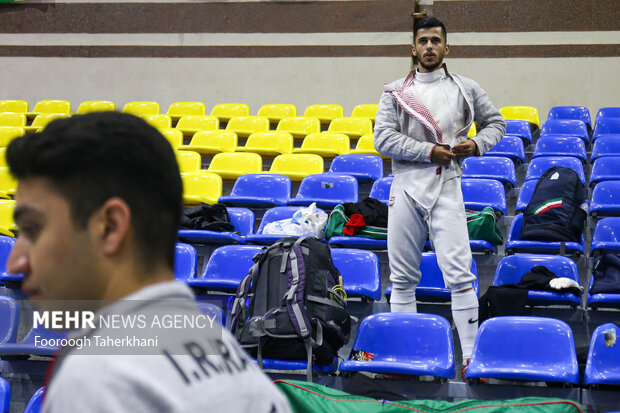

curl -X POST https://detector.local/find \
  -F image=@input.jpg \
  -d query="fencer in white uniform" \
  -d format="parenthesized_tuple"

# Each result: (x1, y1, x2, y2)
(374, 17, 505, 375)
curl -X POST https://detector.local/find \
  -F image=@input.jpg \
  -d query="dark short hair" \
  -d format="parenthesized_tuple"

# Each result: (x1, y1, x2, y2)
(414, 16, 447, 43)
(7, 111, 183, 270)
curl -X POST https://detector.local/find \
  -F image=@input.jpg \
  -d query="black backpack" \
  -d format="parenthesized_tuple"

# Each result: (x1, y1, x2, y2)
(230, 236, 351, 379)
(521, 166, 587, 243)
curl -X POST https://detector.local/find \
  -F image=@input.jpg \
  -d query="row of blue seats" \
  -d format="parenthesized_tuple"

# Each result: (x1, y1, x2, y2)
(546, 105, 620, 133)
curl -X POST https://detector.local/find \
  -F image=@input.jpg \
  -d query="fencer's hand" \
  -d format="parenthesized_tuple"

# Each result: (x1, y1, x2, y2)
(452, 140, 478, 158)
(431, 144, 455, 166)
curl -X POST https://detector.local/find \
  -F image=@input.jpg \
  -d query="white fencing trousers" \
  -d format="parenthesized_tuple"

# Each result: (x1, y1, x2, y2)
(388, 175, 476, 306)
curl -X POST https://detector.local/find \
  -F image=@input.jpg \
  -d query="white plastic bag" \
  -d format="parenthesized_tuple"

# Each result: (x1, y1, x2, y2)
(263, 203, 328, 238)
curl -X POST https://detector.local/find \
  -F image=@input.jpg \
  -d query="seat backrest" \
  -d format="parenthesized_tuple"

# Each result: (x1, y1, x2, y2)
(594, 117, 620, 139)
(256, 206, 325, 234)
(329, 154, 383, 182)
(208, 152, 262, 175)
(225, 116, 270, 136)
(276, 116, 321, 138)
(419, 252, 479, 291)
(592, 135, 620, 159)
(200, 245, 262, 285)
(540, 119, 588, 140)
(159, 128, 183, 150)
(189, 130, 237, 152)
(33, 100, 71, 114)
(461, 178, 507, 215)
(181, 171, 223, 203)
(369, 176, 393, 204)
(330, 248, 381, 301)
(0, 296, 19, 344)
(462, 156, 516, 187)
(24, 387, 45, 413)
(269, 154, 324, 177)
(524, 156, 585, 185)
(257, 104, 297, 123)
(327, 117, 373, 138)
(515, 180, 537, 213)
(141, 114, 171, 130)
(0, 199, 16, 235)
(122, 101, 160, 116)
(303, 104, 344, 124)
(596, 107, 620, 122)
(176, 115, 220, 132)
(194, 301, 225, 326)
(0, 127, 24, 147)
(294, 173, 359, 204)
(0, 113, 26, 127)
(210, 103, 250, 122)
(76, 100, 115, 114)
(0, 376, 9, 413)
(299, 133, 350, 155)
(0, 100, 28, 113)
(584, 323, 620, 385)
(591, 156, 620, 185)
(176, 151, 202, 173)
(592, 217, 620, 246)
(504, 119, 533, 143)
(485, 136, 525, 159)
(0, 235, 16, 277)
(591, 181, 620, 215)
(493, 254, 579, 286)
(351, 104, 378, 120)
(167, 101, 206, 118)
(226, 207, 255, 236)
(533, 136, 586, 160)
(174, 242, 197, 281)
(547, 106, 591, 128)
(228, 174, 291, 204)
(500, 106, 540, 129)
(31, 113, 71, 128)
(355, 134, 376, 151)
(244, 131, 293, 154)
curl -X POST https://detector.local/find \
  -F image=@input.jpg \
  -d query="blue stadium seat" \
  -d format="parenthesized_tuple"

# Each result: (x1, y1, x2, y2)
(590, 156, 620, 187)
(547, 106, 592, 131)
(195, 301, 226, 326)
(591, 217, 620, 256)
(462, 156, 517, 188)
(504, 119, 533, 146)
(524, 156, 586, 185)
(244, 206, 327, 245)
(174, 243, 197, 282)
(492, 254, 581, 306)
(584, 323, 620, 386)
(0, 323, 67, 356)
(331, 248, 381, 301)
(591, 135, 620, 160)
(288, 173, 358, 208)
(461, 178, 507, 216)
(595, 107, 620, 121)
(368, 176, 393, 204)
(339, 312, 454, 379)
(540, 119, 589, 145)
(0, 377, 8, 413)
(218, 174, 291, 207)
(593, 117, 620, 141)
(0, 296, 18, 344)
(24, 387, 44, 413)
(186, 245, 262, 292)
(466, 316, 579, 384)
(328, 154, 383, 183)
(0, 236, 21, 284)
(590, 181, 620, 218)
(506, 214, 585, 256)
(515, 180, 537, 213)
(532, 136, 587, 163)
(328, 236, 386, 250)
(483, 136, 525, 164)
(587, 274, 620, 310)
(177, 207, 254, 245)
(257, 358, 337, 375)
(384, 253, 479, 302)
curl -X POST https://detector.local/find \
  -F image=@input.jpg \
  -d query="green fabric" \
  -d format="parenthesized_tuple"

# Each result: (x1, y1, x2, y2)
(466, 207, 503, 246)
(275, 380, 582, 413)
(325, 204, 387, 240)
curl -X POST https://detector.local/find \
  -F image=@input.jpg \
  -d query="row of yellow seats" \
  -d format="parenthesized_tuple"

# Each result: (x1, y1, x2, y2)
(0, 100, 379, 124)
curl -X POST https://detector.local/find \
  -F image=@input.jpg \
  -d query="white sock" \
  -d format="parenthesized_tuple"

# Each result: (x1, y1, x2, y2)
(390, 285, 417, 313)
(451, 287, 479, 362)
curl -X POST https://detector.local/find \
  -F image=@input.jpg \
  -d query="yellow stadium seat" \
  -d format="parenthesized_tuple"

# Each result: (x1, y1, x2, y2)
(293, 132, 350, 158)
(181, 171, 223, 205)
(0, 199, 16, 237)
(0, 149, 5, 167)
(122, 101, 161, 116)
(27, 100, 71, 119)
(76, 100, 116, 114)
(0, 127, 24, 147)
(304, 104, 344, 125)
(207, 152, 262, 180)
(210, 103, 250, 123)
(328, 117, 373, 139)
(0, 100, 28, 113)
(140, 114, 171, 130)
(176, 151, 202, 173)
(0, 113, 26, 127)
(175, 115, 220, 137)
(225, 116, 270, 138)
(268, 154, 324, 182)
(500, 106, 541, 130)
(237, 132, 293, 156)
(159, 129, 184, 150)
(167, 101, 206, 121)
(351, 104, 379, 123)
(0, 168, 17, 199)
(467, 123, 478, 138)
(257, 104, 297, 124)
(350, 134, 387, 159)
(178, 131, 237, 155)
(24, 113, 71, 133)
(276, 117, 321, 139)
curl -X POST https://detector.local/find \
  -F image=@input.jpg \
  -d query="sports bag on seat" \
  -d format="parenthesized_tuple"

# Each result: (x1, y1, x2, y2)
(520, 166, 587, 243)
(230, 236, 351, 378)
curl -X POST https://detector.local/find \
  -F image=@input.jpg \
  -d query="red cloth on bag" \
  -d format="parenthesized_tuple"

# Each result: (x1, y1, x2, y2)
(343, 214, 366, 236)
